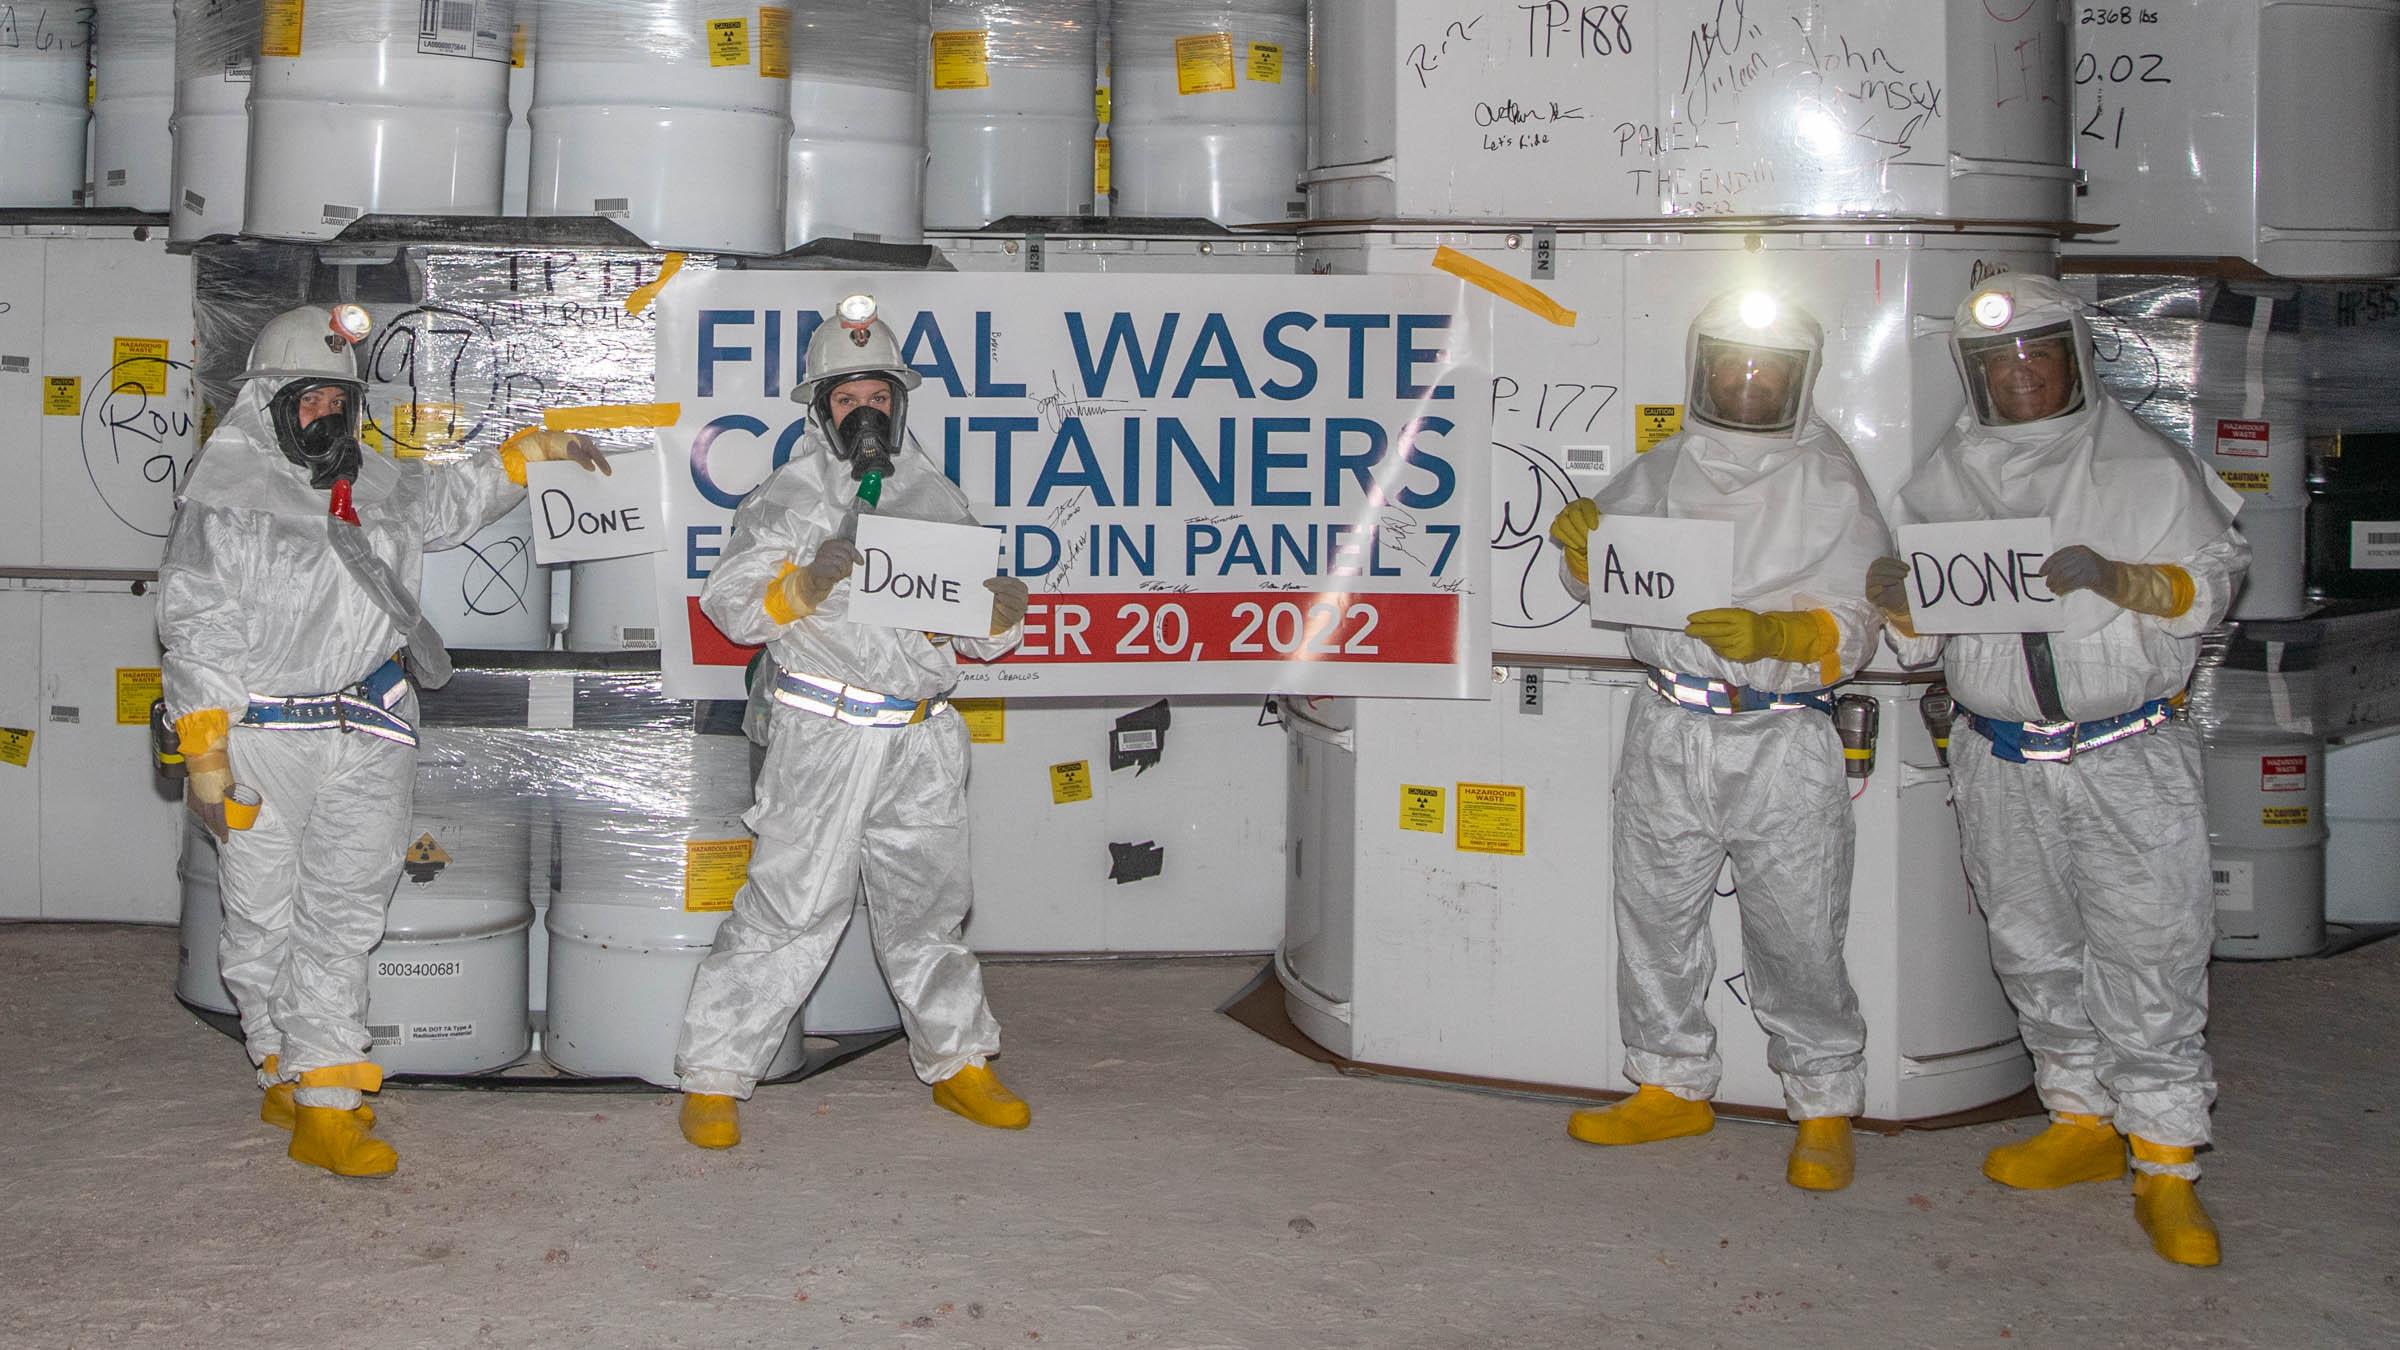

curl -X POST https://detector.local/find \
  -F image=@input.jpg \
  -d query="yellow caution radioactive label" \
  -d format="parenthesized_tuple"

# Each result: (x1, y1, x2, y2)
(932, 30, 990, 90)
(707, 16, 751, 67)
(1095, 86, 1110, 122)
(684, 837, 755, 912)
(1176, 32, 1237, 94)
(112, 338, 171, 397)
(1247, 41, 1284, 84)
(115, 668, 162, 726)
(0, 727, 31, 768)
(1094, 137, 1111, 195)
(1455, 781, 1526, 855)
(1398, 783, 1445, 833)
(2216, 470, 2271, 494)
(2260, 806, 2311, 828)
(758, 7, 790, 78)
(392, 402, 465, 455)
(953, 697, 1006, 744)
(262, 0, 304, 59)
(1050, 759, 1094, 805)
(43, 375, 79, 416)
(1635, 405, 1683, 452)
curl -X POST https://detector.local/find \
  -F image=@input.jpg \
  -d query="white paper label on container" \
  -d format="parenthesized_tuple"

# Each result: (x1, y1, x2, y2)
(375, 958, 466, 980)
(1893, 519, 2063, 635)
(2212, 858, 2255, 916)
(847, 515, 1003, 637)
(529, 451, 665, 565)
(418, 1, 513, 63)
(1584, 515, 1734, 631)
(526, 672, 576, 730)
(408, 1022, 478, 1041)
(2351, 522, 2400, 570)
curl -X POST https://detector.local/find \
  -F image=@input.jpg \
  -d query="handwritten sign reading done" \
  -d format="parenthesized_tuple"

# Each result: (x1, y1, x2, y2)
(1895, 519, 2063, 635)
(848, 514, 1002, 638)
(528, 449, 663, 565)
(1585, 514, 1735, 631)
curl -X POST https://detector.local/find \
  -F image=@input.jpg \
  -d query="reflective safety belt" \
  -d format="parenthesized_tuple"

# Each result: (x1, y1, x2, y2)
(239, 656, 418, 747)
(1963, 698, 2174, 764)
(770, 667, 949, 728)
(1645, 667, 1835, 716)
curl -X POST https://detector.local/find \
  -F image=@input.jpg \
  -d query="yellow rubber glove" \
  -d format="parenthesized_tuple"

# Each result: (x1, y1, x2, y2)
(1684, 607, 1838, 666)
(499, 427, 611, 485)
(1865, 556, 1918, 638)
(176, 710, 232, 842)
(985, 575, 1029, 634)
(1548, 498, 1601, 585)
(764, 538, 861, 624)
(2040, 545, 2194, 618)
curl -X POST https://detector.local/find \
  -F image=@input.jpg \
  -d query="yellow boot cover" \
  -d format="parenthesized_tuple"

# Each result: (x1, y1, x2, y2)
(680, 1093, 741, 1149)
(932, 1063, 1031, 1130)
(1786, 1116, 1855, 1192)
(1567, 1084, 1715, 1146)
(288, 1105, 398, 1178)
(258, 1055, 376, 1131)
(1982, 1113, 2125, 1190)
(2131, 1138, 2220, 1267)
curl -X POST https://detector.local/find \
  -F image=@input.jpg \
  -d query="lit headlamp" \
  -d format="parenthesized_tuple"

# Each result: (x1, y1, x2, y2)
(328, 303, 371, 347)
(1970, 290, 2014, 330)
(1737, 291, 1779, 330)
(836, 293, 878, 347)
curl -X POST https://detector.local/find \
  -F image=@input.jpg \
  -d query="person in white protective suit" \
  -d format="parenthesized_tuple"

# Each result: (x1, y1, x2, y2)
(158, 304, 605, 1178)
(1544, 291, 1892, 1191)
(674, 293, 1034, 1149)
(1870, 273, 2248, 1267)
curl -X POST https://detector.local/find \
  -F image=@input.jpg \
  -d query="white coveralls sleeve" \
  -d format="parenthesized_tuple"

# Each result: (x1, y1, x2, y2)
(698, 478, 812, 647)
(416, 451, 526, 552)
(157, 503, 258, 726)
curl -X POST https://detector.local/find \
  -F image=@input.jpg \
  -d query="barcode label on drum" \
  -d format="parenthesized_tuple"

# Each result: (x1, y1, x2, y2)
(622, 626, 658, 647)
(2211, 858, 2255, 914)
(321, 204, 360, 225)
(594, 197, 632, 219)
(417, 0, 510, 61)
(368, 1024, 402, 1046)
(2352, 522, 2400, 570)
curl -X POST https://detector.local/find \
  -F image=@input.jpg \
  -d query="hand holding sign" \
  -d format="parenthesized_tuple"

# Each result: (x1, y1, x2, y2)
(1584, 515, 1737, 630)
(1892, 518, 2063, 634)
(849, 514, 1004, 638)
(528, 448, 662, 565)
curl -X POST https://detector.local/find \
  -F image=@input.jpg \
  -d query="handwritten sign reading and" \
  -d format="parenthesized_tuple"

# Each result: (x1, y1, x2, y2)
(1586, 514, 1735, 630)
(528, 450, 662, 565)
(848, 514, 1003, 638)
(1895, 518, 2063, 635)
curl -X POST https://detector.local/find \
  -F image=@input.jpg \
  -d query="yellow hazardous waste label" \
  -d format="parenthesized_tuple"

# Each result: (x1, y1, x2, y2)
(1455, 782, 1526, 855)
(931, 30, 990, 90)
(1050, 760, 1094, 805)
(953, 698, 1006, 744)
(1175, 33, 1236, 94)
(1398, 784, 1445, 833)
(112, 338, 171, 397)
(684, 837, 755, 912)
(1094, 138, 1111, 195)
(115, 668, 162, 726)
(758, 7, 790, 79)
(262, 0, 304, 59)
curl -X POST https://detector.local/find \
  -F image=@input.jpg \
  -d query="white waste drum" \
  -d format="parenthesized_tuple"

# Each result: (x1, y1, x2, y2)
(169, 0, 257, 240)
(786, 0, 930, 248)
(924, 0, 1098, 227)
(2193, 649, 2327, 960)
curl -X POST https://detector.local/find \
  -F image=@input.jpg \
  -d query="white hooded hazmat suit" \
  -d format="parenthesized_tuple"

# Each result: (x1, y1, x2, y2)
(674, 422, 1021, 1099)
(1564, 293, 1893, 1121)
(158, 379, 521, 1110)
(1889, 273, 2248, 1176)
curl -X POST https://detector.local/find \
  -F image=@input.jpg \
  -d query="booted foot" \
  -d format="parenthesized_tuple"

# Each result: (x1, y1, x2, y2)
(1787, 1117, 1855, 1191)
(288, 1105, 397, 1178)
(1567, 1085, 1715, 1146)
(260, 1056, 372, 1131)
(679, 1093, 741, 1149)
(932, 1064, 1030, 1130)
(2132, 1138, 2220, 1267)
(1983, 1113, 2125, 1190)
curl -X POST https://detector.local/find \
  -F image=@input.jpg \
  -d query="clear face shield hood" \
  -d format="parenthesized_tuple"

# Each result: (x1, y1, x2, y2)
(1688, 335, 1813, 436)
(266, 378, 367, 489)
(1955, 321, 2088, 429)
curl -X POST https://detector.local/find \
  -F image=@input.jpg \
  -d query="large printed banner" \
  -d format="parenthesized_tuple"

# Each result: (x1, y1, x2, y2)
(654, 272, 1493, 700)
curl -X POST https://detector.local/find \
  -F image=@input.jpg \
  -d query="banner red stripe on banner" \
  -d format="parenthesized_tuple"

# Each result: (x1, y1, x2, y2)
(687, 598, 764, 668)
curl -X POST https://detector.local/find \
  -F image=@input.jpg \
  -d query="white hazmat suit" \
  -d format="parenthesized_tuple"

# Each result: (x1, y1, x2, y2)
(674, 302, 1027, 1145)
(1883, 272, 2246, 1266)
(1555, 294, 1891, 1181)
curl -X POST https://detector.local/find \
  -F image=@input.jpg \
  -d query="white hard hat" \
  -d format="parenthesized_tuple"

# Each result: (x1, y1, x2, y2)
(242, 304, 371, 385)
(792, 293, 921, 408)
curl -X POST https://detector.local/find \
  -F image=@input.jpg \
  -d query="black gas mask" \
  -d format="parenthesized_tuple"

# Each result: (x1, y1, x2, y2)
(267, 378, 366, 489)
(813, 376, 907, 482)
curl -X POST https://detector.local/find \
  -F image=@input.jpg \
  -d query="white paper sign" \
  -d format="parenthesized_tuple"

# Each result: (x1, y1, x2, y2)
(1895, 518, 2063, 635)
(1585, 515, 1736, 630)
(528, 450, 665, 565)
(847, 514, 1002, 638)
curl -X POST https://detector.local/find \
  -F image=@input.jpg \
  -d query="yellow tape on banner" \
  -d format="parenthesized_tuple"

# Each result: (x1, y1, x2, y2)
(1431, 247, 1577, 328)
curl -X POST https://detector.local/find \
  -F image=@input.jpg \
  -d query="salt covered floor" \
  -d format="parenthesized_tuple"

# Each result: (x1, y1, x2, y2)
(3, 924, 2395, 1348)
